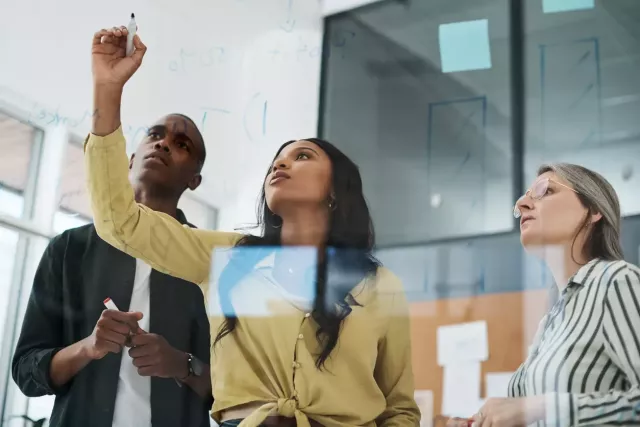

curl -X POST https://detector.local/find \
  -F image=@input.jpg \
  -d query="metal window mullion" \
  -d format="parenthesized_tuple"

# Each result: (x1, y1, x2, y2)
(510, 0, 526, 229)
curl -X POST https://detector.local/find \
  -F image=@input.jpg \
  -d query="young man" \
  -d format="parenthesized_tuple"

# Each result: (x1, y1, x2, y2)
(12, 114, 213, 427)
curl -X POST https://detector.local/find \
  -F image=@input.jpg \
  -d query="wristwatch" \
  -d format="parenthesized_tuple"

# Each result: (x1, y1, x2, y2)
(175, 353, 204, 387)
(186, 353, 204, 377)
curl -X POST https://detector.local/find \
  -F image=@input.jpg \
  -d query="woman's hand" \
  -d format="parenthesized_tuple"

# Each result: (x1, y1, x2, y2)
(472, 396, 545, 427)
(91, 26, 146, 89)
(446, 417, 471, 427)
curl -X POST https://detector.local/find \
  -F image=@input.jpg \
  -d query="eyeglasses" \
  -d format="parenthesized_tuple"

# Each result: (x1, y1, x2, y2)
(513, 177, 579, 218)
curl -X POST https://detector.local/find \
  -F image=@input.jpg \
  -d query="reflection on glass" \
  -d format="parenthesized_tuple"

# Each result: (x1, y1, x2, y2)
(209, 246, 318, 317)
(208, 246, 381, 317)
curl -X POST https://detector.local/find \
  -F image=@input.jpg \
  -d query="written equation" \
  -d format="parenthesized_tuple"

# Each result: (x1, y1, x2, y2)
(168, 29, 356, 74)
(27, 93, 269, 145)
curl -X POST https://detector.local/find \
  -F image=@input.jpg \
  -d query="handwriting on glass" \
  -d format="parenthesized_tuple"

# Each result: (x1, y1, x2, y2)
(279, 0, 295, 33)
(27, 94, 268, 145)
(168, 30, 355, 73)
(27, 105, 100, 128)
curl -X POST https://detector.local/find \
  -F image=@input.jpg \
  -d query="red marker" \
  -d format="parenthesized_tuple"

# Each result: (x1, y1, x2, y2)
(103, 297, 120, 311)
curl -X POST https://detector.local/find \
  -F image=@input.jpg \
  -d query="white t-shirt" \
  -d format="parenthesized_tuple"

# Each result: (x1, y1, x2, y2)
(111, 259, 152, 427)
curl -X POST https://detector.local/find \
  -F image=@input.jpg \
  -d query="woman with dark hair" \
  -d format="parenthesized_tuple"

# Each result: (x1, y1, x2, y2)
(86, 26, 420, 427)
(449, 163, 640, 427)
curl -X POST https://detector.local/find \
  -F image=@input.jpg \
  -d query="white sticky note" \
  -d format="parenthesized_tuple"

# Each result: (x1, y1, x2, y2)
(438, 19, 492, 73)
(414, 390, 434, 427)
(485, 372, 514, 398)
(543, 0, 594, 13)
(437, 321, 489, 366)
(442, 362, 482, 418)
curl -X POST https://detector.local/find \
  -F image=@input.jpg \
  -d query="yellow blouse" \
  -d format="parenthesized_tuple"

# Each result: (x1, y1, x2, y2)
(84, 126, 421, 427)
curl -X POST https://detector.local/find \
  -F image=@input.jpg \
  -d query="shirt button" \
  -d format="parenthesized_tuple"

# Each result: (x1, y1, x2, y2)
(298, 334, 304, 339)
(304, 313, 311, 318)
(292, 362, 301, 369)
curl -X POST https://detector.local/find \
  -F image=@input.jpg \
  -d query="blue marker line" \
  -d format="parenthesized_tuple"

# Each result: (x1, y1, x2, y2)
(243, 93, 262, 142)
(262, 101, 268, 135)
(200, 107, 231, 132)
(279, 0, 296, 32)
(567, 83, 594, 111)
(579, 129, 596, 146)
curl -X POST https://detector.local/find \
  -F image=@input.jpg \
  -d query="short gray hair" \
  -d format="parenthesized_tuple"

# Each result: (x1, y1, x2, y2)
(537, 163, 624, 261)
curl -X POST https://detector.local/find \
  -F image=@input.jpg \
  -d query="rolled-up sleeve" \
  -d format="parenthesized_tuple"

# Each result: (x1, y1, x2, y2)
(84, 126, 240, 285)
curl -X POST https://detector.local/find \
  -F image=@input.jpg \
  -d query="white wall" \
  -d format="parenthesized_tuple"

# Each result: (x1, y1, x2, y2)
(0, 0, 324, 231)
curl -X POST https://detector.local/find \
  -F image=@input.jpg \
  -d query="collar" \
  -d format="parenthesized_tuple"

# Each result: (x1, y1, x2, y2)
(175, 209, 196, 228)
(566, 258, 602, 290)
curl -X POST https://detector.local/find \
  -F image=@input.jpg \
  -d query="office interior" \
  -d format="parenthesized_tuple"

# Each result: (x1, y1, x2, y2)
(0, 0, 639, 425)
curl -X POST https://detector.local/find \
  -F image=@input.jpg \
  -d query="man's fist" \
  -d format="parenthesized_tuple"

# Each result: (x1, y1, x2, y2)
(128, 332, 189, 379)
(83, 310, 143, 360)
(91, 26, 146, 88)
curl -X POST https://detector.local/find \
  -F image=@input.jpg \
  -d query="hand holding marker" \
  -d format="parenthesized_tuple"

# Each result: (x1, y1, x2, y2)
(126, 13, 137, 57)
(81, 299, 142, 360)
(103, 297, 120, 311)
(106, 298, 187, 382)
(104, 297, 145, 336)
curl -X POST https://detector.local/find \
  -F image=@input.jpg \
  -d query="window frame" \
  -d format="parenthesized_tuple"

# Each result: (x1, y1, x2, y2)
(0, 108, 47, 425)
(316, 0, 526, 246)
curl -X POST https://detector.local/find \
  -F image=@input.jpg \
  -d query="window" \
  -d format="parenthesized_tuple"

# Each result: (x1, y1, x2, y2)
(0, 111, 41, 219)
(523, 0, 640, 215)
(179, 194, 219, 229)
(0, 227, 20, 357)
(375, 232, 527, 302)
(320, 0, 514, 245)
(1, 235, 51, 426)
(55, 141, 92, 233)
(55, 139, 217, 232)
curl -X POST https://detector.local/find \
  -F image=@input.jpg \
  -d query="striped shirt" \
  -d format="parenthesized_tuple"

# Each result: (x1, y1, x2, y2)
(508, 258, 640, 426)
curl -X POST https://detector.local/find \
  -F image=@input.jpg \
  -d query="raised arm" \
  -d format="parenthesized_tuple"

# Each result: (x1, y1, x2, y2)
(85, 127, 238, 284)
(87, 27, 240, 285)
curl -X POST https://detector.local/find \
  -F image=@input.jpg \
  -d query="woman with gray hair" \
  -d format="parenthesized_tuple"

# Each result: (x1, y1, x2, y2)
(451, 163, 640, 427)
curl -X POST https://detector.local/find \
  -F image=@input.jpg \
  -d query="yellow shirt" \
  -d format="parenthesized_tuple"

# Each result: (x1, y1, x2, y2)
(84, 126, 421, 427)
